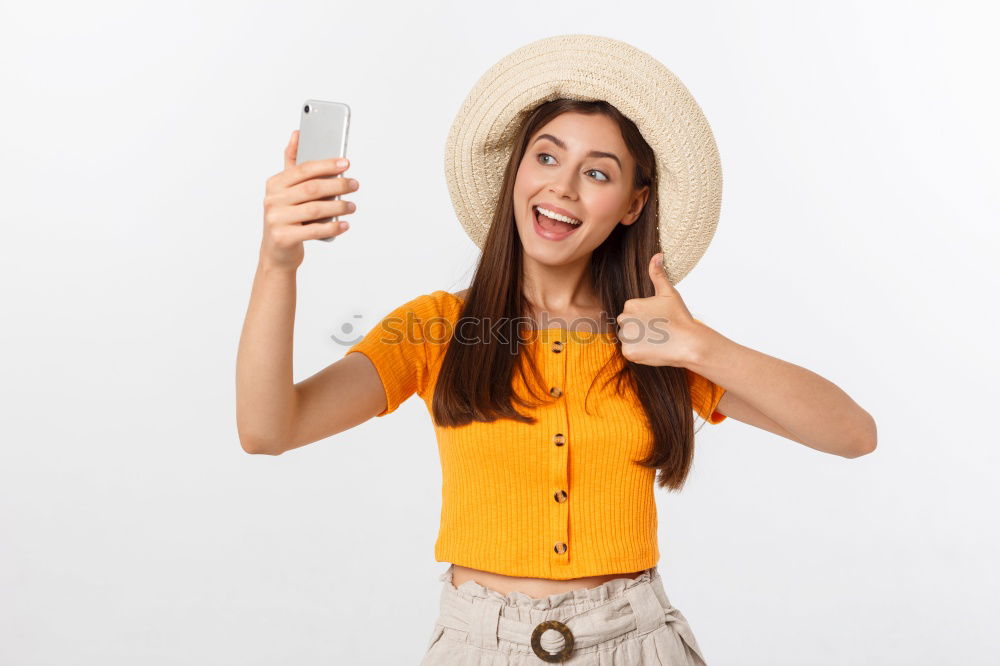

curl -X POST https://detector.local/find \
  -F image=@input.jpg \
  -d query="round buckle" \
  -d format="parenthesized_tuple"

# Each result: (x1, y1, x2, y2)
(530, 620, 574, 662)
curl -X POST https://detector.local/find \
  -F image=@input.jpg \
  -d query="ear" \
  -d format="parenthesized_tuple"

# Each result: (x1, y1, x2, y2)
(621, 185, 650, 226)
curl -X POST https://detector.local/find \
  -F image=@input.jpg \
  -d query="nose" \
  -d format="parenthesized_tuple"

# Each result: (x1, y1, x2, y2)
(548, 170, 579, 200)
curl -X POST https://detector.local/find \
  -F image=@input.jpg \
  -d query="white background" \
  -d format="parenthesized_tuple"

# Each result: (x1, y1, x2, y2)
(2, 1, 997, 664)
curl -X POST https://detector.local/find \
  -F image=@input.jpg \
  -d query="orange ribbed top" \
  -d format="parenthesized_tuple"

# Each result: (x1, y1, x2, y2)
(346, 290, 727, 579)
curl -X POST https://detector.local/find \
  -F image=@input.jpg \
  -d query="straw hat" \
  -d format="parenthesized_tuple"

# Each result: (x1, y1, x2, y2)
(443, 34, 723, 285)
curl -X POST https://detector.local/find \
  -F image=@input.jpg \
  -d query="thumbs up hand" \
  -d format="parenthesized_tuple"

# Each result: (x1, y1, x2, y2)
(615, 253, 706, 368)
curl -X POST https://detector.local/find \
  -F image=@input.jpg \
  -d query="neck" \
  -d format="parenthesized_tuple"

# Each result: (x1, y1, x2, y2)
(521, 252, 600, 313)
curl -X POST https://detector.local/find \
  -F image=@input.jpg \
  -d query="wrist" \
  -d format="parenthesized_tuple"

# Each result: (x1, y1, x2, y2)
(685, 320, 730, 373)
(256, 256, 298, 277)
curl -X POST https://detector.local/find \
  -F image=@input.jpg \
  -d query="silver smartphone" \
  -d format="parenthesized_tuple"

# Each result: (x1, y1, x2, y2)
(295, 100, 351, 242)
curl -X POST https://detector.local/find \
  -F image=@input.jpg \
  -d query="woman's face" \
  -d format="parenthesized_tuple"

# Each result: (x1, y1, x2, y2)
(513, 111, 649, 265)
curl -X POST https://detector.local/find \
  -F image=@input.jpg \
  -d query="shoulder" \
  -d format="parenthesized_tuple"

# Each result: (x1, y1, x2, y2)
(352, 290, 461, 352)
(381, 290, 463, 331)
(386, 289, 462, 312)
(430, 289, 464, 324)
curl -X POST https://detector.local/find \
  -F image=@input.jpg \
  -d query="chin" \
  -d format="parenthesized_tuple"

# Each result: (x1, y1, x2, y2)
(521, 241, 576, 267)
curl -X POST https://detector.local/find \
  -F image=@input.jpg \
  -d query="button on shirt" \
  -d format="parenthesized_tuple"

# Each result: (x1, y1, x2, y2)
(346, 290, 727, 580)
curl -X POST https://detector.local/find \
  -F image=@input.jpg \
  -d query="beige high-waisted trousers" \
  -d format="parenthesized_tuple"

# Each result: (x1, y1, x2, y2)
(421, 563, 708, 665)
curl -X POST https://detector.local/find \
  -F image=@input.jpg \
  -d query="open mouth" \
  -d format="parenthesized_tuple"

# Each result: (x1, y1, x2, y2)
(533, 205, 582, 239)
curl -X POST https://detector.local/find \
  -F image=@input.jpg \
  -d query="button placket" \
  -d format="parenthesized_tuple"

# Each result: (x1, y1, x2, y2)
(547, 329, 571, 570)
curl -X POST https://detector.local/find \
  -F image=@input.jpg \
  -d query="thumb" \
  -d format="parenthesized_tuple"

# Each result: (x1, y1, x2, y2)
(648, 252, 675, 296)
(284, 129, 298, 170)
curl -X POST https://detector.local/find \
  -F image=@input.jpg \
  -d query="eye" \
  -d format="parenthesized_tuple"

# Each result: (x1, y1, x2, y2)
(536, 153, 611, 182)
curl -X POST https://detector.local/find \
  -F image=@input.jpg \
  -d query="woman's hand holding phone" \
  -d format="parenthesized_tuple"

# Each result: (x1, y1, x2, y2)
(259, 130, 358, 270)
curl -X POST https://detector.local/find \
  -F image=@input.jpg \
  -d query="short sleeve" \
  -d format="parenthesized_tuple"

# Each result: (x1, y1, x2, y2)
(346, 294, 436, 417)
(685, 368, 727, 424)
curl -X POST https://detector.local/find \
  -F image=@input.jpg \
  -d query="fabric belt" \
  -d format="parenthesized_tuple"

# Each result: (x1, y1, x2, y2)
(436, 577, 705, 662)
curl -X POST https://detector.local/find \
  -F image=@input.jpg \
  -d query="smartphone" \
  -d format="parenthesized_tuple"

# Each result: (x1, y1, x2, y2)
(295, 100, 351, 242)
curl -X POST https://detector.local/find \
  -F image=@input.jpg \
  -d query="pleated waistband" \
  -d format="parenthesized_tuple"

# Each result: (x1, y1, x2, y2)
(434, 564, 705, 660)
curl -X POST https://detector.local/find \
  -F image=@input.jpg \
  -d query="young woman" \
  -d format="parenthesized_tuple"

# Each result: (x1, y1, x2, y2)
(236, 35, 876, 666)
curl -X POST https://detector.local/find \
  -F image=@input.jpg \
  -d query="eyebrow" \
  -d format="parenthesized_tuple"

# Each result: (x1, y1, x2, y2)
(531, 133, 622, 170)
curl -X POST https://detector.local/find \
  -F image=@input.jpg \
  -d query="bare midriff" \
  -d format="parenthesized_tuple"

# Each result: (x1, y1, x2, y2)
(450, 564, 645, 599)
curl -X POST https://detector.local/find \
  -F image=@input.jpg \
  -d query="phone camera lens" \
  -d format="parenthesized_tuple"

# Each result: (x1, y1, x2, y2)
(304, 104, 311, 113)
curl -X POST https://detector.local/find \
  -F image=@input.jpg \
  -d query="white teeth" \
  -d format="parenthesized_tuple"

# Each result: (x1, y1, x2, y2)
(535, 206, 582, 225)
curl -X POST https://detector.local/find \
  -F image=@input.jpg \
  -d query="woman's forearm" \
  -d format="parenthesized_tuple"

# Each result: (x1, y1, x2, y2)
(688, 324, 877, 456)
(235, 259, 299, 454)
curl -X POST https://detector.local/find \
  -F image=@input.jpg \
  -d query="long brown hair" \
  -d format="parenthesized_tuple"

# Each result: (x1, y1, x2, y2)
(432, 98, 707, 491)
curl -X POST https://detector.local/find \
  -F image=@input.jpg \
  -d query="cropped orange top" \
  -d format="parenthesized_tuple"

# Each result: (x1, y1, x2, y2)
(346, 290, 727, 580)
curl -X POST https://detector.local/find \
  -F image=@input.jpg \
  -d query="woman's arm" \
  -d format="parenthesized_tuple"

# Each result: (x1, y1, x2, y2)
(235, 131, 357, 454)
(617, 254, 876, 458)
(687, 323, 877, 458)
(235, 261, 299, 454)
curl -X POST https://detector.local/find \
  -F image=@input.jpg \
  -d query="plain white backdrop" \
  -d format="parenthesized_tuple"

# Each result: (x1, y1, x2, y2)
(2, 0, 997, 664)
